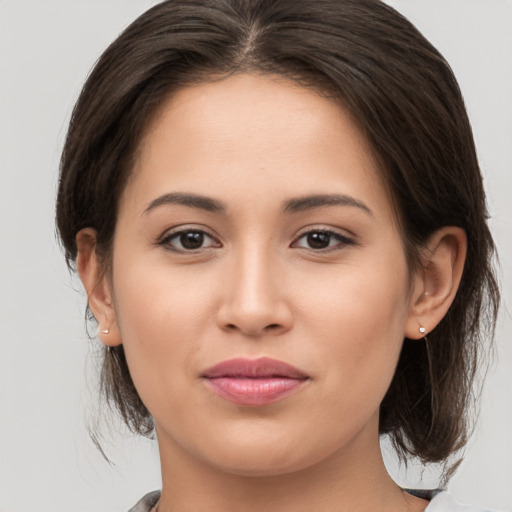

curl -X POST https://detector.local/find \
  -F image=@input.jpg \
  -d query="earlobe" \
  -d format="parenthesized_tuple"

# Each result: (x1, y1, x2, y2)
(76, 228, 122, 347)
(405, 227, 467, 339)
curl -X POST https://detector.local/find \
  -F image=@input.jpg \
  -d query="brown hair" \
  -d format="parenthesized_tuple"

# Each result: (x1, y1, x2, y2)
(56, 0, 499, 475)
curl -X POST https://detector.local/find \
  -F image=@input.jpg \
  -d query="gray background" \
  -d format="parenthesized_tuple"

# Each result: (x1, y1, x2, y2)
(1, 1, 511, 511)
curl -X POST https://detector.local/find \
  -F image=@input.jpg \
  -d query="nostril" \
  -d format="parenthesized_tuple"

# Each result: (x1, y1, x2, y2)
(223, 322, 283, 335)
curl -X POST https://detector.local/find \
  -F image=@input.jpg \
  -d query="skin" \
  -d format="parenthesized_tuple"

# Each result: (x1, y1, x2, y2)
(77, 73, 466, 512)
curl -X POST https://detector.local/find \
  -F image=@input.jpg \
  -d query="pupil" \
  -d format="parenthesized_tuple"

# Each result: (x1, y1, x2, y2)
(307, 232, 330, 249)
(181, 231, 204, 249)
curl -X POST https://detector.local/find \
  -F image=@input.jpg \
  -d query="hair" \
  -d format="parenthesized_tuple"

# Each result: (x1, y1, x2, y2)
(56, 0, 499, 478)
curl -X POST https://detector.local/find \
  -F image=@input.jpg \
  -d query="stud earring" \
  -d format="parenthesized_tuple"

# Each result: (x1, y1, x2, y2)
(101, 328, 109, 334)
(419, 326, 426, 334)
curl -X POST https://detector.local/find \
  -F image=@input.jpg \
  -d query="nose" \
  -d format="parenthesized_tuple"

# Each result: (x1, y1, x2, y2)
(216, 247, 293, 337)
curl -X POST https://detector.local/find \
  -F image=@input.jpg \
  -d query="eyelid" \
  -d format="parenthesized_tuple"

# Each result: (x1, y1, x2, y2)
(157, 225, 222, 251)
(291, 226, 356, 251)
(156, 224, 355, 253)
(294, 224, 355, 238)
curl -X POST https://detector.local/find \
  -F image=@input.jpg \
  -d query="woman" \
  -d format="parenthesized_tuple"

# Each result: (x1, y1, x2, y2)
(56, 0, 500, 510)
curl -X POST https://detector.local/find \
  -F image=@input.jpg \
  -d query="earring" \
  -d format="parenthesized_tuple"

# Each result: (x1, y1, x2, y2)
(419, 326, 426, 334)
(101, 328, 109, 334)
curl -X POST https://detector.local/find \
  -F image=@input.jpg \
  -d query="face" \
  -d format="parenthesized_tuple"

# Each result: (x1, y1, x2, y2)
(108, 73, 419, 476)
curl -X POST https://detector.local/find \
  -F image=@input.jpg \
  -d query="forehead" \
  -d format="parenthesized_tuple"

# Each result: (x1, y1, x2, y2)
(126, 73, 394, 223)
(140, 73, 371, 164)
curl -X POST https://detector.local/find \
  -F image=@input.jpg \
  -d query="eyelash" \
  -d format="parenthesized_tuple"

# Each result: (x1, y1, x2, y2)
(158, 227, 220, 253)
(158, 227, 355, 253)
(291, 229, 355, 252)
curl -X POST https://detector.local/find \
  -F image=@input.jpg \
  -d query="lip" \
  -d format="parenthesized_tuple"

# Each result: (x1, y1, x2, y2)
(201, 357, 310, 406)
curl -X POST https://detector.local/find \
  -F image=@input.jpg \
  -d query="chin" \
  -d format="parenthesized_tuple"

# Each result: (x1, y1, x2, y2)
(193, 426, 343, 478)
(208, 450, 313, 478)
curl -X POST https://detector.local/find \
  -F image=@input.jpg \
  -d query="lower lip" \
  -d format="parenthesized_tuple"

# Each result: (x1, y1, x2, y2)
(203, 377, 307, 406)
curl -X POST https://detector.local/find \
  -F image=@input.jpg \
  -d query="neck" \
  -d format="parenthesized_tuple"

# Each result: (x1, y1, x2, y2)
(155, 421, 428, 512)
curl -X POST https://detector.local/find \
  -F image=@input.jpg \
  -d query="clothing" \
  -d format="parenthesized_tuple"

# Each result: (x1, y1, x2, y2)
(127, 489, 493, 512)
(423, 490, 491, 512)
(129, 491, 160, 512)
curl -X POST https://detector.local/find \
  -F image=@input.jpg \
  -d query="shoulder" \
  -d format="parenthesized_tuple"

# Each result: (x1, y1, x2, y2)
(127, 491, 161, 512)
(424, 490, 494, 512)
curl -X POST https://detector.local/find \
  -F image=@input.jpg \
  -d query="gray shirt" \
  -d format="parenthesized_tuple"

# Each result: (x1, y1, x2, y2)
(128, 490, 493, 511)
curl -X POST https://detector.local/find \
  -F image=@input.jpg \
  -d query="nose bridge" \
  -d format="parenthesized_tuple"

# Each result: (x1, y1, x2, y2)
(218, 237, 292, 336)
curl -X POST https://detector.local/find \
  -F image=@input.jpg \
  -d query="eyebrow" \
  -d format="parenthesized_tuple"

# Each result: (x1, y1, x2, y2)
(143, 192, 372, 216)
(144, 192, 226, 214)
(283, 194, 373, 216)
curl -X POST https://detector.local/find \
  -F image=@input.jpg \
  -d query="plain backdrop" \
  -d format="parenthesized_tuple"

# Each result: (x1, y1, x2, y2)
(1, 1, 511, 511)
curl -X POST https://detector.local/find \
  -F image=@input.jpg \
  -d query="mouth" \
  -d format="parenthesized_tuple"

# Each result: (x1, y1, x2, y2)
(201, 357, 310, 406)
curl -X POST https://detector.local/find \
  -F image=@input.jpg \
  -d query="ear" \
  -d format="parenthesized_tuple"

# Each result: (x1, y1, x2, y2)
(405, 226, 467, 339)
(76, 228, 122, 347)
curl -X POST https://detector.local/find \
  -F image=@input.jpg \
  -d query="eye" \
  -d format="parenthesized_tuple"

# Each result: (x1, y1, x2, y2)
(159, 228, 220, 252)
(292, 229, 354, 251)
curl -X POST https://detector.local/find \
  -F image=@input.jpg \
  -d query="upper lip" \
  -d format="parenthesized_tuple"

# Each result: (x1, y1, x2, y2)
(201, 357, 309, 379)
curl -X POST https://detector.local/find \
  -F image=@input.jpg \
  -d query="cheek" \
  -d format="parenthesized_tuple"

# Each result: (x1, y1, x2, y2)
(302, 253, 410, 404)
(109, 254, 219, 404)
(113, 248, 217, 334)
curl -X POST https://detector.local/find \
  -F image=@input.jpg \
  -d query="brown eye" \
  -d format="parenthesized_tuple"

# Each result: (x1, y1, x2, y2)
(306, 232, 331, 249)
(160, 229, 219, 252)
(293, 230, 354, 251)
(180, 231, 205, 249)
